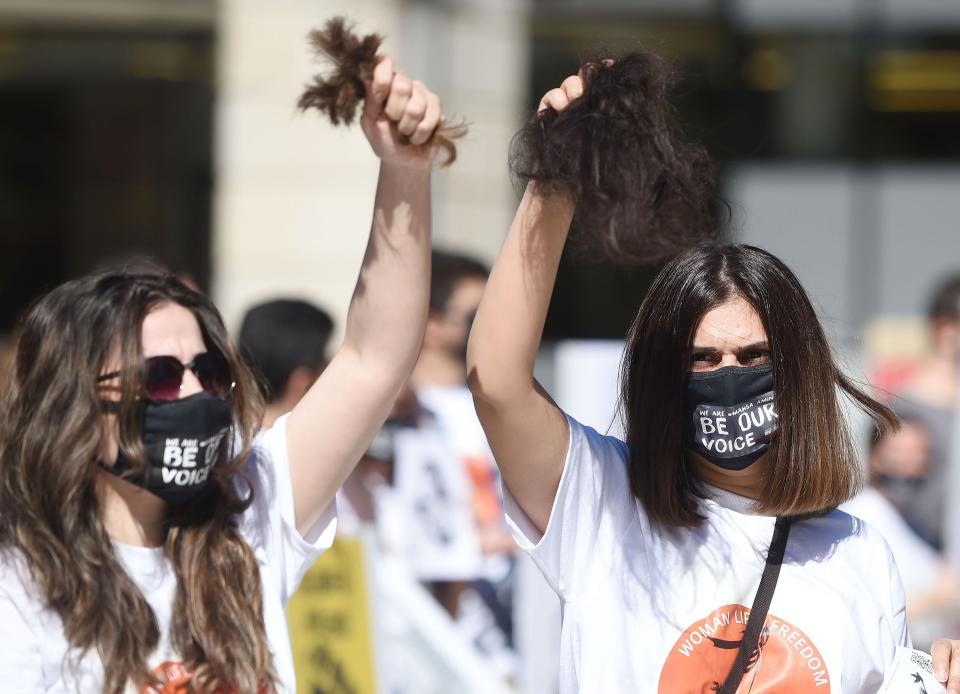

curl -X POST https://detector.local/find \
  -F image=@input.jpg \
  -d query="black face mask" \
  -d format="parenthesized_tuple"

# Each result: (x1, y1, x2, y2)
(684, 364, 777, 471)
(101, 392, 232, 505)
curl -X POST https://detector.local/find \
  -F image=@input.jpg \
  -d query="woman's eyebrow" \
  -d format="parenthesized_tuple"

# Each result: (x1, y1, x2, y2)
(735, 341, 770, 353)
(690, 342, 770, 355)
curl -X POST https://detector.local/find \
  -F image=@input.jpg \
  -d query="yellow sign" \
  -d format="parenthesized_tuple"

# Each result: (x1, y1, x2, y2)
(287, 536, 377, 694)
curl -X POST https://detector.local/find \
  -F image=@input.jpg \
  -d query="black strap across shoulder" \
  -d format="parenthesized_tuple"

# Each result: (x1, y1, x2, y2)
(717, 516, 793, 694)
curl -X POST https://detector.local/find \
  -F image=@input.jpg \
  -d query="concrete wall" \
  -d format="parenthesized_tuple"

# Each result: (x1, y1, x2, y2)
(727, 164, 960, 345)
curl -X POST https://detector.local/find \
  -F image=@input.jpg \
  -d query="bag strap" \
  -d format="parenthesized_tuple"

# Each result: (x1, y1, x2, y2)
(717, 516, 793, 694)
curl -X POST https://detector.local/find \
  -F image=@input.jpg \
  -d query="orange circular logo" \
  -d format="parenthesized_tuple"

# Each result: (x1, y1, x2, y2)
(141, 661, 193, 694)
(658, 604, 831, 693)
(140, 662, 266, 694)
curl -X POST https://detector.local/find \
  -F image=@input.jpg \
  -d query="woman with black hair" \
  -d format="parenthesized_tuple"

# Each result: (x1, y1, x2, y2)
(0, 53, 444, 692)
(467, 60, 960, 693)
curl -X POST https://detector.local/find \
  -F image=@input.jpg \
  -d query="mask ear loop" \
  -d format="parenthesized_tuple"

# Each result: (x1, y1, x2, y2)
(95, 398, 147, 485)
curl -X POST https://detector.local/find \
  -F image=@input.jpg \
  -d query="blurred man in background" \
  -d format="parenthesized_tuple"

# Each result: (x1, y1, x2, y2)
(239, 298, 335, 428)
(885, 276, 960, 549)
(331, 250, 514, 680)
(413, 250, 513, 556)
(843, 419, 959, 649)
(411, 250, 516, 671)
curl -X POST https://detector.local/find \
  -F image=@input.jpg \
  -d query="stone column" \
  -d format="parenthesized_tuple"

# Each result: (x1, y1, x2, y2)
(213, 0, 529, 334)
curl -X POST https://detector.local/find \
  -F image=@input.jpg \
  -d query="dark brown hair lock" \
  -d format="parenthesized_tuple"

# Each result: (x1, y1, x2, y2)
(298, 16, 467, 167)
(510, 52, 725, 264)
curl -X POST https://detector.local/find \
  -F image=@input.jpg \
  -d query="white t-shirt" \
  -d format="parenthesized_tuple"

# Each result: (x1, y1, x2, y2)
(0, 414, 337, 692)
(504, 414, 910, 694)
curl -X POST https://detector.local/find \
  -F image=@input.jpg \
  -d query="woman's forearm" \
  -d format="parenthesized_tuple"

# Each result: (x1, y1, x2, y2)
(285, 55, 443, 535)
(341, 162, 432, 383)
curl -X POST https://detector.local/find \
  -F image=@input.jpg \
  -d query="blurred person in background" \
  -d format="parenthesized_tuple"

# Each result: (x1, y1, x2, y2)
(338, 382, 481, 564)
(0, 54, 445, 692)
(239, 298, 335, 429)
(413, 250, 514, 555)
(337, 386, 416, 530)
(411, 250, 516, 665)
(886, 275, 960, 549)
(842, 419, 959, 649)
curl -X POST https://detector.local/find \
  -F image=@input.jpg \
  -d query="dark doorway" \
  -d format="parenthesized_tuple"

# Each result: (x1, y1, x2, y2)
(0, 29, 214, 332)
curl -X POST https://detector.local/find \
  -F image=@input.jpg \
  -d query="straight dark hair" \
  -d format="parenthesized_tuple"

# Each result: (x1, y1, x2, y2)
(622, 244, 896, 527)
(430, 249, 489, 312)
(239, 298, 335, 402)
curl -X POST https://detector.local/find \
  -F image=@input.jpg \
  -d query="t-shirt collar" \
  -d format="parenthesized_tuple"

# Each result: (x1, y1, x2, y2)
(702, 482, 776, 517)
(112, 539, 167, 576)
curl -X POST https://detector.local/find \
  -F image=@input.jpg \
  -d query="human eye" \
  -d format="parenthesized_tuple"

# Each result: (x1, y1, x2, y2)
(690, 351, 720, 370)
(740, 349, 771, 365)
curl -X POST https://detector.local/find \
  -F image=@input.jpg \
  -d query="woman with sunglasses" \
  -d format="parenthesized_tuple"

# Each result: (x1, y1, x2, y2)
(467, 58, 960, 692)
(0, 54, 440, 693)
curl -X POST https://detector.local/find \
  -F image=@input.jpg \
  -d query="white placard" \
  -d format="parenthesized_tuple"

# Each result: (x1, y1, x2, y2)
(877, 647, 945, 694)
(553, 340, 626, 438)
(392, 428, 483, 581)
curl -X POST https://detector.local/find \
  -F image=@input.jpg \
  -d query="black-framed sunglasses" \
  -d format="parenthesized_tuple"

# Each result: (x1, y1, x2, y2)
(97, 352, 235, 402)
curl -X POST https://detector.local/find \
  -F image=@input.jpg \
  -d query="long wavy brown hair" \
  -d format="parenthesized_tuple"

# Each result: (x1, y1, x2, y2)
(0, 272, 276, 693)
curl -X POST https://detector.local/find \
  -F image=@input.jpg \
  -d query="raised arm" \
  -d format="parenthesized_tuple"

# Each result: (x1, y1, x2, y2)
(286, 55, 443, 535)
(467, 78, 583, 535)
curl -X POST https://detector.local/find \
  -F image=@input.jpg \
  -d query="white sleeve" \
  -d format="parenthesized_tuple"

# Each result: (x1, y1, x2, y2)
(0, 585, 44, 687)
(502, 413, 636, 602)
(240, 414, 337, 604)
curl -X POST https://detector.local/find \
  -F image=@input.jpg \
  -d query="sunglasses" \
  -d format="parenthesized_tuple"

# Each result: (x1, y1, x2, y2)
(98, 352, 235, 401)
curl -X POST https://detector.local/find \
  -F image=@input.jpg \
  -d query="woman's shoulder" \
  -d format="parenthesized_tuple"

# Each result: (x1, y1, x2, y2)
(565, 413, 630, 466)
(237, 417, 289, 502)
(0, 547, 73, 687)
(0, 547, 48, 620)
(0, 546, 32, 588)
(558, 413, 640, 526)
(792, 507, 897, 568)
